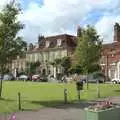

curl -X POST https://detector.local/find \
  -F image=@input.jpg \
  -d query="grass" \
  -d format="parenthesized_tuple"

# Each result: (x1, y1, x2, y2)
(0, 81, 120, 113)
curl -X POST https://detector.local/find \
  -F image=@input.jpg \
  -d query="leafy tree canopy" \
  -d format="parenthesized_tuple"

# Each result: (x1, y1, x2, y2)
(0, 1, 26, 73)
(75, 25, 102, 74)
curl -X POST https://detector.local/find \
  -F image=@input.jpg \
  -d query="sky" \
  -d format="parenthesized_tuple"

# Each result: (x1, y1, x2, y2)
(0, 0, 120, 43)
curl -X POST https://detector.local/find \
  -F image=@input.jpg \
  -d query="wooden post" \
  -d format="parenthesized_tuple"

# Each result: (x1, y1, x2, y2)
(0, 79, 3, 98)
(96, 80, 100, 98)
(77, 90, 80, 101)
(86, 72, 89, 90)
(64, 88, 68, 104)
(18, 92, 21, 110)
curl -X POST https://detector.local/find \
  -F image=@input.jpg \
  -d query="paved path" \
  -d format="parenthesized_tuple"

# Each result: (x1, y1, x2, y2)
(0, 106, 85, 120)
(11, 108, 84, 120)
(1, 96, 120, 120)
(0, 102, 91, 120)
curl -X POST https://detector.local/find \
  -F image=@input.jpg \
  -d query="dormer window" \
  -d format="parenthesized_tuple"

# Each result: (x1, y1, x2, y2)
(46, 41, 50, 48)
(57, 39, 62, 46)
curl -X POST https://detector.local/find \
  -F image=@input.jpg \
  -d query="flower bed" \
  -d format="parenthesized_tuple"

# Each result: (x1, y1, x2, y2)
(85, 101, 120, 120)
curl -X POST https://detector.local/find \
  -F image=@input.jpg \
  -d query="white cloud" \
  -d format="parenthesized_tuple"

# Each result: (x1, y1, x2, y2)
(0, 0, 9, 6)
(95, 15, 120, 43)
(19, 0, 92, 43)
(8, 0, 120, 43)
(0, 0, 10, 10)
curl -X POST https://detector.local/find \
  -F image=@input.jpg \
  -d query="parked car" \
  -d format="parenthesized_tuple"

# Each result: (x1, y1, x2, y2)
(48, 75, 56, 82)
(32, 74, 40, 81)
(111, 78, 120, 84)
(80, 78, 86, 83)
(3, 74, 15, 80)
(84, 72, 105, 83)
(0, 75, 2, 80)
(18, 75, 29, 81)
(40, 75, 48, 82)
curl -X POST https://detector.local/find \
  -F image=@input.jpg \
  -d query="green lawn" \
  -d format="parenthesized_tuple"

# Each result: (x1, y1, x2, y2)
(0, 81, 120, 113)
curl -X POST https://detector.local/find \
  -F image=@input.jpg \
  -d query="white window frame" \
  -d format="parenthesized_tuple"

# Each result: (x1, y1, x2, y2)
(57, 39, 62, 46)
(46, 41, 50, 48)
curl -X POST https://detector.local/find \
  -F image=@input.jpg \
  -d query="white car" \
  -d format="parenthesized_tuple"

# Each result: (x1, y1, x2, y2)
(18, 75, 28, 81)
(111, 78, 120, 84)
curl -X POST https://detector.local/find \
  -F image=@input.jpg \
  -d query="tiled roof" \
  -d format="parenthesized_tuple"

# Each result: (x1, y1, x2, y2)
(27, 34, 77, 53)
(102, 41, 120, 55)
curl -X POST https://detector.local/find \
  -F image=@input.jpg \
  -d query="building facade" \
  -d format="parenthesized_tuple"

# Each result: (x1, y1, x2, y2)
(26, 34, 76, 77)
(11, 34, 77, 78)
(100, 23, 120, 79)
(11, 23, 120, 80)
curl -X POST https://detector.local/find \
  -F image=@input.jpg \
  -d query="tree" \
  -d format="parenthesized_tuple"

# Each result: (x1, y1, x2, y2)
(27, 61, 41, 74)
(0, 1, 25, 97)
(69, 64, 83, 74)
(50, 58, 62, 78)
(50, 57, 71, 76)
(75, 25, 102, 89)
(54, 58, 62, 65)
(61, 57, 71, 75)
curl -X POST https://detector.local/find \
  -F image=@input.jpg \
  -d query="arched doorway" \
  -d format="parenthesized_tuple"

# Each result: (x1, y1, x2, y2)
(42, 69, 46, 76)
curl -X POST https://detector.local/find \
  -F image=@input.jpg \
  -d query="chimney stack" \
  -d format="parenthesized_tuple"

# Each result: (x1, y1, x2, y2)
(38, 35, 44, 44)
(114, 23, 120, 42)
(77, 25, 82, 37)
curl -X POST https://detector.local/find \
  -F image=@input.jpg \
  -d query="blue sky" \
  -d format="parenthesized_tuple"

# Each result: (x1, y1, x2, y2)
(21, 0, 44, 10)
(1, 0, 120, 43)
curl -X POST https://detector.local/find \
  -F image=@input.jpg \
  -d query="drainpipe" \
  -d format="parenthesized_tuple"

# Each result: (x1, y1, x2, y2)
(117, 62, 120, 79)
(114, 62, 118, 79)
(106, 55, 109, 81)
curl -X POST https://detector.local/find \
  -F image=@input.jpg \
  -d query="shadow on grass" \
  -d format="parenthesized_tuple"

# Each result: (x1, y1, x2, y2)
(22, 99, 99, 111)
(0, 98, 96, 111)
(21, 108, 39, 112)
(0, 98, 15, 102)
(114, 90, 120, 92)
(0, 98, 106, 112)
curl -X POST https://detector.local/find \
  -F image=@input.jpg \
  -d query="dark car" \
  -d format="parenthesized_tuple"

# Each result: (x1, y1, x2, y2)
(80, 78, 86, 83)
(86, 72, 105, 83)
(40, 75, 48, 82)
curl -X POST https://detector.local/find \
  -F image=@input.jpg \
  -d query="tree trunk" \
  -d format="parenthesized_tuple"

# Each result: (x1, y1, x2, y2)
(86, 70, 89, 89)
(0, 77, 3, 98)
(86, 76, 88, 89)
(0, 64, 4, 98)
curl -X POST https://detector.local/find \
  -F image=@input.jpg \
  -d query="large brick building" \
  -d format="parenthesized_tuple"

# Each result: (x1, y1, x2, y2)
(11, 23, 120, 80)
(100, 23, 120, 79)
